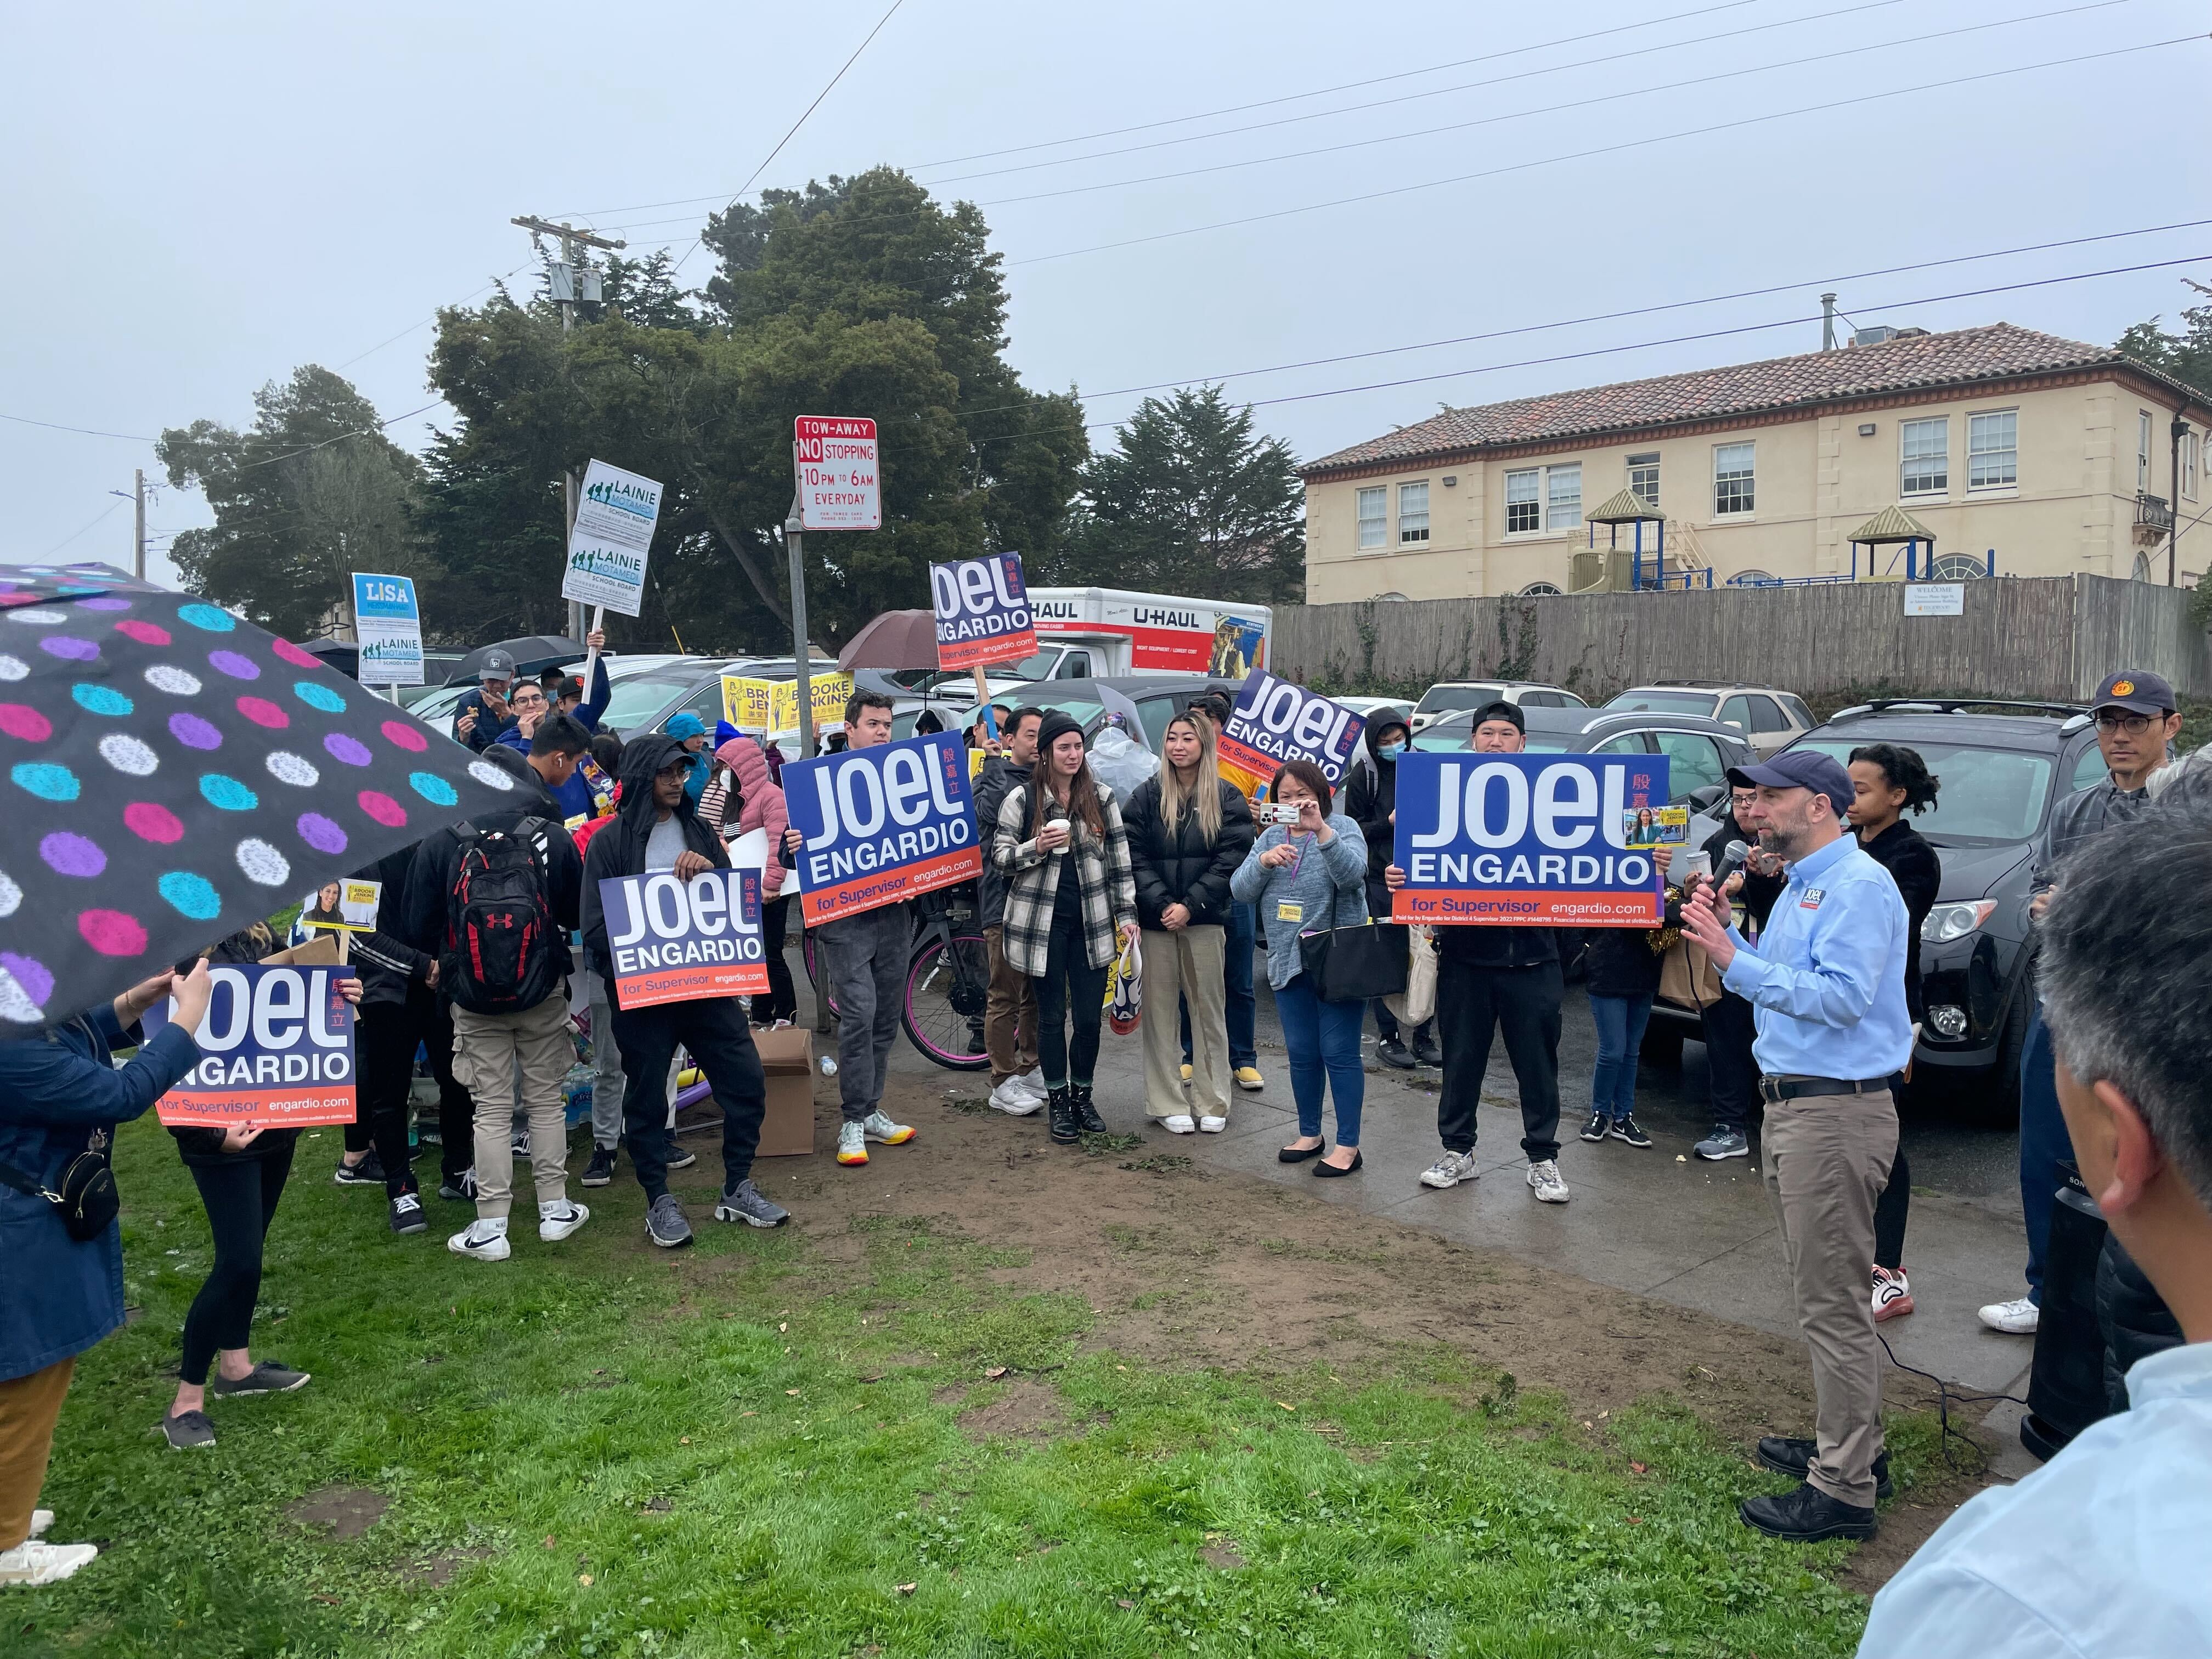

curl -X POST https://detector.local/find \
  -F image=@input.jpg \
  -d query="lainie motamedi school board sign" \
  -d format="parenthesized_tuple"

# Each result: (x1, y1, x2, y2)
(562, 459, 663, 617)
(930, 552, 1037, 672)
(349, 572, 424, 687)
(597, 869, 770, 1010)
(143, 963, 359, 1127)
(783, 733, 982, 925)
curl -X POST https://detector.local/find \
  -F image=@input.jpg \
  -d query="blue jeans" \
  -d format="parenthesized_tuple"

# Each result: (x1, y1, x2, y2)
(2017, 996, 2075, 1306)
(1587, 993, 1654, 1121)
(1183, 900, 1258, 1069)
(1274, 973, 1365, 1146)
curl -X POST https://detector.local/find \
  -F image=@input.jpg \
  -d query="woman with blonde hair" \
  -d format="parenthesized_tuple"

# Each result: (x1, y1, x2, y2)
(1124, 712, 1255, 1131)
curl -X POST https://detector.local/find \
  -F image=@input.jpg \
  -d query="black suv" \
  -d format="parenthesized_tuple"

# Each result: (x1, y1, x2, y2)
(1783, 699, 2106, 1118)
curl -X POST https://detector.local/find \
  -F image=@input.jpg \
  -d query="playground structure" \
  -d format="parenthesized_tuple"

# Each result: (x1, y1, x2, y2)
(1568, 493, 1997, 593)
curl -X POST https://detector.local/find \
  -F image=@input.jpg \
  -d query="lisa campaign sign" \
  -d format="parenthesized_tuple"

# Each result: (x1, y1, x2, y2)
(785, 733, 982, 924)
(562, 459, 663, 617)
(143, 964, 359, 1127)
(1214, 669, 1367, 804)
(930, 552, 1037, 672)
(598, 869, 769, 1009)
(1390, 752, 1670, 927)
(350, 572, 424, 686)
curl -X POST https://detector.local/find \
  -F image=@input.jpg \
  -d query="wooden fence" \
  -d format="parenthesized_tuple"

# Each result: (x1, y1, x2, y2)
(1272, 575, 2210, 705)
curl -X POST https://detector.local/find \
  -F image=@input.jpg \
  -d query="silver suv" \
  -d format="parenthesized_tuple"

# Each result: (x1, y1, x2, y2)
(1409, 680, 1587, 732)
(1601, 682, 1814, 758)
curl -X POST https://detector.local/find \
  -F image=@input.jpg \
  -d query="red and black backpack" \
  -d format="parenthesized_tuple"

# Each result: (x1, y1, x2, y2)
(442, 817, 560, 1015)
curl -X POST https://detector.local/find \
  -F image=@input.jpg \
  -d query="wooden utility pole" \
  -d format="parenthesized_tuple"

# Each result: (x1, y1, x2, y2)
(132, 467, 146, 580)
(512, 215, 625, 641)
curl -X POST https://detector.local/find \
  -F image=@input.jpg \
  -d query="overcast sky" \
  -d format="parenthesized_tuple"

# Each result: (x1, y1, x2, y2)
(5, 0, 2205, 599)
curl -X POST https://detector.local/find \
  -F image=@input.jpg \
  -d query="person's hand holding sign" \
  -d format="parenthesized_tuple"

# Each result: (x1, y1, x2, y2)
(783, 826, 805, 856)
(1678, 872, 1739, 971)
(221, 1124, 267, 1153)
(673, 849, 712, 881)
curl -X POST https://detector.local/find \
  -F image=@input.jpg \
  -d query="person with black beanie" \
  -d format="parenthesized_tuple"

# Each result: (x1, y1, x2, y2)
(1344, 713, 1436, 1066)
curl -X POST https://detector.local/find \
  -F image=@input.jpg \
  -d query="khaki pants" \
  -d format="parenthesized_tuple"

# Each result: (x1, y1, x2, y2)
(984, 924, 1037, 1085)
(0, 1357, 74, 1551)
(1142, 925, 1228, 1120)
(453, 994, 575, 1220)
(1760, 1087, 1898, 1507)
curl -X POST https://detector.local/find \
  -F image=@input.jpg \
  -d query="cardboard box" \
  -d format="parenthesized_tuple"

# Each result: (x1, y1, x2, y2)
(751, 1025, 817, 1158)
(260, 934, 345, 967)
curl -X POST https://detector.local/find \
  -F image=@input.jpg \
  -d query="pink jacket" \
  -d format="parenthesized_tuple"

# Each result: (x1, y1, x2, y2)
(719, 737, 789, 897)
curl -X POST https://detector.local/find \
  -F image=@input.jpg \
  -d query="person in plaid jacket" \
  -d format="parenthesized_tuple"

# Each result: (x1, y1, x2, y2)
(991, 710, 1139, 1146)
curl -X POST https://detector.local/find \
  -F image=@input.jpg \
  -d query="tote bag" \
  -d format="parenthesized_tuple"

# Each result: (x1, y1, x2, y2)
(1298, 921, 1409, 1005)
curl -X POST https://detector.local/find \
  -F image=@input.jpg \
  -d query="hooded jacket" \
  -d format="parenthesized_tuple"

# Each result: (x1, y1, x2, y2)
(1344, 718, 1410, 886)
(723, 736, 788, 898)
(344, 845, 437, 1009)
(402, 742, 583, 977)
(971, 753, 1031, 930)
(580, 732, 731, 982)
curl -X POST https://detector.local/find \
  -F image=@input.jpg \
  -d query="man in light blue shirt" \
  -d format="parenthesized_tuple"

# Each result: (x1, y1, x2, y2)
(1857, 785, 2212, 1655)
(1682, 750, 1911, 1544)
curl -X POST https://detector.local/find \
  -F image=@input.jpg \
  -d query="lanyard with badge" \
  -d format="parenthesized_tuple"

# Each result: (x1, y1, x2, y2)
(1276, 828, 1312, 930)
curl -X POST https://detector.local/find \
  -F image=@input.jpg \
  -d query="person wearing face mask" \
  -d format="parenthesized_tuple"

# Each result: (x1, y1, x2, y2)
(1345, 716, 1437, 1069)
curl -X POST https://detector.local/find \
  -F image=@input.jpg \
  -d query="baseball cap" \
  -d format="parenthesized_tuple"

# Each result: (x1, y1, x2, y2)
(478, 648, 517, 682)
(1471, 699, 1525, 731)
(1726, 750, 1853, 820)
(2090, 669, 2174, 714)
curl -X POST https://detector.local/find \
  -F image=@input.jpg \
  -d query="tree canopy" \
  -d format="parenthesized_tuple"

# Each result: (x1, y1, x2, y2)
(2117, 276, 2212, 402)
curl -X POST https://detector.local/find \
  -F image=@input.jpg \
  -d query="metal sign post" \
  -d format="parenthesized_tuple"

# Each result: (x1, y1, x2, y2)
(786, 494, 812, 760)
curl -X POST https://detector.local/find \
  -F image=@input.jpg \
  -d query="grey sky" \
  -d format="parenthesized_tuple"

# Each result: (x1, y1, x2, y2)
(4, 0, 2205, 600)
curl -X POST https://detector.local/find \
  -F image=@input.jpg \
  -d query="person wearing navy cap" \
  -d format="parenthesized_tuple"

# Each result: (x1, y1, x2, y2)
(1681, 747, 1912, 1544)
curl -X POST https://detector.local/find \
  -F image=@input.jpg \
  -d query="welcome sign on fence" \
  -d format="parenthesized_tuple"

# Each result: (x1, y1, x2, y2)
(784, 735, 982, 924)
(1390, 752, 1670, 927)
(143, 964, 359, 1127)
(598, 868, 769, 1009)
(930, 552, 1037, 671)
(1214, 669, 1367, 804)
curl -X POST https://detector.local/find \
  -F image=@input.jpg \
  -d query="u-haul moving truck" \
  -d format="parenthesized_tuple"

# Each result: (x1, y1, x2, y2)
(1024, 588, 1270, 680)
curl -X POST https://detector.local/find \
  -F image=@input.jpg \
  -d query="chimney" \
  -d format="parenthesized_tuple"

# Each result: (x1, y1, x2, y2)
(1821, 293, 1837, 352)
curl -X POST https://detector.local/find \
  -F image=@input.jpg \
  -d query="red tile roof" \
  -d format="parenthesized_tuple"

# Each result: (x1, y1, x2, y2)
(1302, 323, 2168, 476)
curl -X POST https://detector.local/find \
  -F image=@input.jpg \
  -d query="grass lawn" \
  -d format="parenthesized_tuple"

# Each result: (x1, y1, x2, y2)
(10, 1110, 1916, 1658)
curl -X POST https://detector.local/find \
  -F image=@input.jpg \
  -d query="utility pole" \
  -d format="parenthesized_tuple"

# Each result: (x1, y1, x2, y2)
(132, 467, 146, 580)
(787, 496, 813, 760)
(512, 215, 625, 641)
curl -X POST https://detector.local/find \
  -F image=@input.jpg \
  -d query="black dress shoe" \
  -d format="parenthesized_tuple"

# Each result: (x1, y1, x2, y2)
(1739, 1481, 1877, 1542)
(1376, 1037, 1417, 1069)
(1311, 1150, 1363, 1177)
(1278, 1141, 1327, 1164)
(1070, 1085, 1106, 1135)
(1756, 1436, 1893, 1501)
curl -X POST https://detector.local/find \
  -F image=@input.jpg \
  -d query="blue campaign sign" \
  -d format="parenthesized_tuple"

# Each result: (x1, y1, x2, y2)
(1390, 751, 1671, 927)
(143, 963, 359, 1127)
(349, 571, 424, 687)
(929, 552, 1037, 672)
(1214, 668, 1367, 804)
(598, 868, 768, 1009)
(785, 733, 984, 924)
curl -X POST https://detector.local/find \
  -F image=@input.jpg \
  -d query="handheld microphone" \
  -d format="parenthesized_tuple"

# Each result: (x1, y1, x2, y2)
(1716, 838, 1752, 885)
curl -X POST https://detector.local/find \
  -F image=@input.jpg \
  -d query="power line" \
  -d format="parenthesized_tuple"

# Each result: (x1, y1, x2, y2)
(1, 411, 155, 443)
(333, 263, 533, 371)
(35, 501, 126, 558)
(1009, 33, 2202, 266)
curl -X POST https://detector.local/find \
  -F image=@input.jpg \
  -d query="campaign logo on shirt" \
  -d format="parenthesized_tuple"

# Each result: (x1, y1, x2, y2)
(1799, 888, 1826, 910)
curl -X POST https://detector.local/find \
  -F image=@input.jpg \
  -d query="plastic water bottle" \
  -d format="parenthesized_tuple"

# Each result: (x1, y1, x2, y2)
(820, 1055, 838, 1078)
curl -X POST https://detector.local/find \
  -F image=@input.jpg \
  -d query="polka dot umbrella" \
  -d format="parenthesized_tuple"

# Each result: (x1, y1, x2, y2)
(0, 561, 526, 1030)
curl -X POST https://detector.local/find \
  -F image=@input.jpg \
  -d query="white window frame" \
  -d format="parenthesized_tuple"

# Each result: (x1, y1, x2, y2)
(1504, 468, 1541, 534)
(1397, 480, 1429, 545)
(2182, 430, 2199, 503)
(1899, 416, 1948, 496)
(1713, 442, 1756, 516)
(1355, 486, 1386, 551)
(1626, 451, 1660, 511)
(1544, 462, 1582, 531)
(2139, 410, 2154, 494)
(1967, 409, 2018, 491)
(1502, 464, 1581, 535)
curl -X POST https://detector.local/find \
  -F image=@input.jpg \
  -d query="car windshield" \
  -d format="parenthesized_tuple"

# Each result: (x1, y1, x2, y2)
(1793, 738, 2056, 844)
(1409, 716, 1570, 754)
(597, 672, 712, 734)
(978, 646, 1066, 680)
(1605, 691, 1716, 716)
(1417, 684, 1502, 714)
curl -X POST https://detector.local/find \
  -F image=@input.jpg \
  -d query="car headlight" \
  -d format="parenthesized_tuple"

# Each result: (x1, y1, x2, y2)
(1927, 1005, 1969, 1037)
(1921, 900, 1998, 943)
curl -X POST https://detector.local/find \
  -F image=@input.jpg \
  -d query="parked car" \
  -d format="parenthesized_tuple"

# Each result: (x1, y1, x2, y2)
(1334, 696, 1415, 727)
(1602, 682, 1816, 758)
(1409, 680, 1587, 731)
(1409, 701, 1749, 796)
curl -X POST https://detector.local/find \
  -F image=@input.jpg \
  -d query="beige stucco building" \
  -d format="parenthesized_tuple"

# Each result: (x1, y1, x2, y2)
(1301, 323, 2210, 600)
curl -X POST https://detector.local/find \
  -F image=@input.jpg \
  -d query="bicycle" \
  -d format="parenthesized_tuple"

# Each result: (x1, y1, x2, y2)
(800, 881, 992, 1071)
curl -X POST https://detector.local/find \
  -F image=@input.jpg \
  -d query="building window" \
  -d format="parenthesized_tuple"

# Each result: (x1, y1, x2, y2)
(1900, 417, 1948, 495)
(1545, 463, 1582, 530)
(1626, 452, 1660, 510)
(1968, 410, 2017, 489)
(1356, 486, 1386, 550)
(1521, 581, 1563, 596)
(1397, 481, 1429, 544)
(1505, 469, 1541, 533)
(2183, 431, 2199, 501)
(1929, 552, 1988, 580)
(2139, 411, 2153, 493)
(1713, 442, 1755, 515)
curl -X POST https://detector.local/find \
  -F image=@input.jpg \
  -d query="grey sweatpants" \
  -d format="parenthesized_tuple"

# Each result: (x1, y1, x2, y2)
(814, 903, 909, 1124)
(586, 973, 625, 1150)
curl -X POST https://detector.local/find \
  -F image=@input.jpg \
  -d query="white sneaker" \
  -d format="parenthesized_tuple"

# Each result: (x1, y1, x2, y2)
(989, 1077, 1043, 1116)
(0, 1539, 99, 1586)
(447, 1218, 511, 1262)
(1978, 1296, 2039, 1334)
(861, 1109, 915, 1146)
(1161, 1114, 1196, 1135)
(1198, 1115, 1228, 1133)
(538, 1201, 590, 1243)
(1015, 1068, 1046, 1096)
(1419, 1149, 1479, 1189)
(836, 1121, 870, 1166)
(29, 1510, 53, 1540)
(1526, 1159, 1571, 1204)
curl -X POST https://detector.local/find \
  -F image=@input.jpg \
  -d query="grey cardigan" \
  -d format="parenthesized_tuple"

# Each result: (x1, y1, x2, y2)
(1229, 814, 1369, 989)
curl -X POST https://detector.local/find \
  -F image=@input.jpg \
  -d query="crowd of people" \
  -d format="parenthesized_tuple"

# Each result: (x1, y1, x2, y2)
(3, 645, 2208, 1652)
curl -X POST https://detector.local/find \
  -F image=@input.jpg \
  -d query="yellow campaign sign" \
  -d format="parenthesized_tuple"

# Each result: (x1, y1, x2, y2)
(727, 672, 855, 740)
(810, 673, 854, 731)
(720, 675, 777, 732)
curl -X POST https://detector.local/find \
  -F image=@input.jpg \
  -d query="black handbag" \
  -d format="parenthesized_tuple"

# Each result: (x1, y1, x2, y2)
(0, 1128, 120, 1243)
(1299, 921, 1410, 1004)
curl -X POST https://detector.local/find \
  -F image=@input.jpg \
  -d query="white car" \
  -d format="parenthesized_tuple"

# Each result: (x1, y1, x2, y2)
(1334, 696, 1415, 727)
(1408, 680, 1588, 732)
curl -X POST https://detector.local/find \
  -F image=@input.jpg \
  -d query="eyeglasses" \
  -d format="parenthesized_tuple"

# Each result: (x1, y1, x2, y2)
(2093, 711, 2163, 733)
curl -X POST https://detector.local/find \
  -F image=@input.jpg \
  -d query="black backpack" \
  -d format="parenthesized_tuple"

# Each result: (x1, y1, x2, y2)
(443, 817, 561, 1015)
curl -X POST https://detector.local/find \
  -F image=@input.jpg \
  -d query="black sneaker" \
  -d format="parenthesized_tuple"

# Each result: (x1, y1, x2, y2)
(438, 1169, 478, 1203)
(1376, 1037, 1417, 1070)
(510, 1128, 530, 1159)
(665, 1145, 698, 1171)
(212, 1360, 310, 1397)
(161, 1409, 216, 1449)
(582, 1146, 618, 1188)
(1739, 1480, 1877, 1542)
(1578, 1111, 1610, 1143)
(334, 1151, 385, 1187)
(1412, 1031, 1443, 1066)
(388, 1192, 428, 1235)
(1756, 1436, 1894, 1501)
(1608, 1115, 1653, 1149)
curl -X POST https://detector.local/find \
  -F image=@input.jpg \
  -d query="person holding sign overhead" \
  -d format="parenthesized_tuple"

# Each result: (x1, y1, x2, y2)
(583, 735, 788, 1247)
(991, 711, 1141, 1147)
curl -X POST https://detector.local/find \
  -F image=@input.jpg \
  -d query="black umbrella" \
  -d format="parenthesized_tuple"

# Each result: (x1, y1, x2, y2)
(0, 561, 526, 1031)
(450, 635, 586, 684)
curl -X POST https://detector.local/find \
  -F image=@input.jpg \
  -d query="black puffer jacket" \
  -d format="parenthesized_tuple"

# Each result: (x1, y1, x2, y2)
(1342, 717, 1410, 884)
(580, 732, 731, 982)
(1123, 774, 1255, 930)
(1857, 817, 1941, 1024)
(972, 754, 1030, 930)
